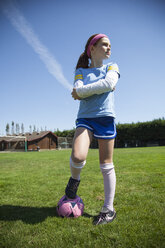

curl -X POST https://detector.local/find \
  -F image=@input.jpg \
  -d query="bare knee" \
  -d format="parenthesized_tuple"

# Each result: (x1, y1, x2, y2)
(71, 128, 92, 163)
(71, 150, 86, 163)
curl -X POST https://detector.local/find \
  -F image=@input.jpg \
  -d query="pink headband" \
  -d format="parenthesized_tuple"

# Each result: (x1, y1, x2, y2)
(87, 34, 108, 57)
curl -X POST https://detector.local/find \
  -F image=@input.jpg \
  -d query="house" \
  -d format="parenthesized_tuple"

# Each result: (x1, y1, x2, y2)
(0, 136, 26, 151)
(27, 131, 58, 150)
(0, 131, 58, 151)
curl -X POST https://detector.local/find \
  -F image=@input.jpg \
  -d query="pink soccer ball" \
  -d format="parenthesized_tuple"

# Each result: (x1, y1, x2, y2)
(57, 195, 84, 218)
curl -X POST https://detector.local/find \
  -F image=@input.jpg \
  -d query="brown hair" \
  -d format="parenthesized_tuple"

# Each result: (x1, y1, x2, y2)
(76, 34, 99, 69)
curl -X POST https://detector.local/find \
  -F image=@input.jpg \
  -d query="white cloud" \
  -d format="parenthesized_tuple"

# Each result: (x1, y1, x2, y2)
(2, 1, 72, 91)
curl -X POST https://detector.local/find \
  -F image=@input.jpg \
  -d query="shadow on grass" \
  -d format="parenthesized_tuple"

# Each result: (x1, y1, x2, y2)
(0, 205, 94, 224)
(0, 205, 58, 224)
(82, 212, 95, 218)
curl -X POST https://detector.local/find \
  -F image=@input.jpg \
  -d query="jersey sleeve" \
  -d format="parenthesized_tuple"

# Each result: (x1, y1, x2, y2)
(76, 70, 119, 98)
(107, 63, 120, 78)
(74, 68, 84, 87)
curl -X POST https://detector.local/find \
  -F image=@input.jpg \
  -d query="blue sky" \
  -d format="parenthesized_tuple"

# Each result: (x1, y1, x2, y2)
(0, 0, 165, 135)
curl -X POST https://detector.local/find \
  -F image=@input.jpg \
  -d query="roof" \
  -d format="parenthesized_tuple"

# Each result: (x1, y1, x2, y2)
(0, 136, 26, 142)
(26, 131, 58, 142)
(0, 131, 58, 143)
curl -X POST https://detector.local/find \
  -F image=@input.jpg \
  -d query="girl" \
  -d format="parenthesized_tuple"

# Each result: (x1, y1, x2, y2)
(65, 34, 120, 225)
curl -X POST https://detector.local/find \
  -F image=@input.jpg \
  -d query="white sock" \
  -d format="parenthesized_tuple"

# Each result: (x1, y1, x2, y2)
(70, 157, 86, 181)
(100, 163, 116, 212)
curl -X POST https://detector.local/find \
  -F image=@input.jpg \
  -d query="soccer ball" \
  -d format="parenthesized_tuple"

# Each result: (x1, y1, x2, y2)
(57, 195, 84, 218)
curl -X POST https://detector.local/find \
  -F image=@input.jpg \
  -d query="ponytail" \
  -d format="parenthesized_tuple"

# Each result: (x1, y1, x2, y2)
(76, 52, 89, 69)
(75, 34, 98, 70)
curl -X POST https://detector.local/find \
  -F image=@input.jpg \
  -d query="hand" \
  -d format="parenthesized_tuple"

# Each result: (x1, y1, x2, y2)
(71, 88, 81, 100)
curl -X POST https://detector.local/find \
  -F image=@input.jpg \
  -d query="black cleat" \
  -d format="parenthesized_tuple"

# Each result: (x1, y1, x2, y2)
(93, 207, 116, 225)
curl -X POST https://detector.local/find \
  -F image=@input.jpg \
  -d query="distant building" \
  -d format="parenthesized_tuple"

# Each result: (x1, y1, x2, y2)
(0, 131, 58, 151)
(26, 131, 58, 150)
(0, 136, 26, 151)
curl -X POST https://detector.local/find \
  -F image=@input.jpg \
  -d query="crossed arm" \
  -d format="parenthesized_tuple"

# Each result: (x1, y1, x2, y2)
(71, 70, 119, 100)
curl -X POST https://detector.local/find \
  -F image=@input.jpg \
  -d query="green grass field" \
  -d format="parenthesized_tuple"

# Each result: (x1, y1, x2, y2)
(0, 147, 165, 248)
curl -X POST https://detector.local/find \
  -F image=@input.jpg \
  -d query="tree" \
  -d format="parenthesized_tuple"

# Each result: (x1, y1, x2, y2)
(6, 123, 10, 135)
(21, 123, 24, 134)
(16, 123, 20, 135)
(33, 125, 36, 132)
(29, 125, 32, 134)
(11, 121, 15, 135)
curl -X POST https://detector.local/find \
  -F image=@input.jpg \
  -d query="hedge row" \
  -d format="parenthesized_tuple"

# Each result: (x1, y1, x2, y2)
(54, 118, 165, 148)
(116, 118, 165, 147)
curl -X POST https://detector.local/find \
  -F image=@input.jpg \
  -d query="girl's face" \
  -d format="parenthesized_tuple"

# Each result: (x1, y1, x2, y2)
(91, 37, 111, 61)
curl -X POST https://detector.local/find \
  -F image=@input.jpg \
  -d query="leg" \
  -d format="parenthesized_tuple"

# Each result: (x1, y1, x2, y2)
(98, 138, 115, 164)
(71, 127, 93, 163)
(65, 127, 92, 198)
(98, 138, 116, 212)
(70, 127, 92, 180)
(93, 138, 116, 225)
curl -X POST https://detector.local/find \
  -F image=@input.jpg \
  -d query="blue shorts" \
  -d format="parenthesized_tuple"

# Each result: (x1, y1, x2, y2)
(76, 117, 117, 139)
